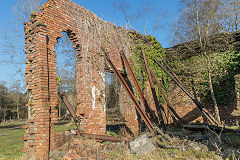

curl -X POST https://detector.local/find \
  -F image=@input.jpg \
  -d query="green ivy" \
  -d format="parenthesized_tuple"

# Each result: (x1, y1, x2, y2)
(129, 32, 171, 103)
(172, 49, 240, 105)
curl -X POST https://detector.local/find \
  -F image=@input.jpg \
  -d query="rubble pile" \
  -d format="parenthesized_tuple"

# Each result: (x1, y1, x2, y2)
(50, 136, 120, 160)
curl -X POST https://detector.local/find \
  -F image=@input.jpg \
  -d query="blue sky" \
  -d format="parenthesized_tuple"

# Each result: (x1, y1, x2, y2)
(0, 0, 179, 86)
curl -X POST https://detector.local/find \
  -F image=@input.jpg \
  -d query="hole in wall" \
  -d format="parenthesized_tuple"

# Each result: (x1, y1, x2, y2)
(105, 71, 125, 123)
(55, 32, 77, 123)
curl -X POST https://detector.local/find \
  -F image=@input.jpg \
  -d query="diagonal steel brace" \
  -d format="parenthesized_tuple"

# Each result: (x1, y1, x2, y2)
(102, 47, 154, 133)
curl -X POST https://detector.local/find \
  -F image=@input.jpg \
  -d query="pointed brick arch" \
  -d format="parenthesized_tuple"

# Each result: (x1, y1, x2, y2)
(24, 0, 139, 159)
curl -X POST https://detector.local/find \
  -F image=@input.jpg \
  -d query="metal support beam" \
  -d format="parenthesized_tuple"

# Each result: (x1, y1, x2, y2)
(120, 51, 155, 121)
(151, 69, 186, 124)
(58, 91, 83, 135)
(142, 49, 166, 131)
(58, 91, 81, 123)
(80, 133, 130, 142)
(102, 47, 154, 133)
(59, 92, 129, 142)
(154, 59, 220, 126)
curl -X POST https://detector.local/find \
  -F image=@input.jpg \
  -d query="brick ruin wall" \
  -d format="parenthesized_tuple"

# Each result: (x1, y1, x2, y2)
(24, 0, 240, 159)
(167, 84, 204, 123)
(165, 31, 240, 124)
(23, 0, 139, 159)
(167, 82, 239, 124)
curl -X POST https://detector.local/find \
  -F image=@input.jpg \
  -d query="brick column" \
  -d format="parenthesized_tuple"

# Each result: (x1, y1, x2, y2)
(24, 22, 58, 159)
(75, 51, 106, 134)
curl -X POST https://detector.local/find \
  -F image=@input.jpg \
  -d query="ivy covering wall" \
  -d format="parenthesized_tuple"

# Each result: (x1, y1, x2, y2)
(169, 45, 240, 106)
(128, 31, 240, 108)
(129, 32, 171, 103)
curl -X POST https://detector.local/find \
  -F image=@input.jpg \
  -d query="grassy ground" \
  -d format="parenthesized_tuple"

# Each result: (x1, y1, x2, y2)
(53, 121, 77, 132)
(110, 148, 220, 160)
(1, 121, 239, 160)
(0, 120, 76, 160)
(0, 121, 25, 160)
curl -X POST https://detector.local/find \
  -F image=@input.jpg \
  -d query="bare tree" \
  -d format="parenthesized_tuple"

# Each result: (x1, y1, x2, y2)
(2, 0, 44, 65)
(14, 0, 43, 23)
(10, 80, 23, 120)
(113, 0, 165, 35)
(0, 0, 43, 75)
(0, 0, 44, 119)
(0, 82, 9, 122)
(171, 0, 223, 123)
(221, 0, 240, 32)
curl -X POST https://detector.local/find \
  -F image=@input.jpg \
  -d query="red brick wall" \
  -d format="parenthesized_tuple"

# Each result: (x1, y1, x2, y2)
(168, 83, 238, 123)
(24, 0, 139, 159)
(168, 84, 204, 123)
(24, 21, 57, 159)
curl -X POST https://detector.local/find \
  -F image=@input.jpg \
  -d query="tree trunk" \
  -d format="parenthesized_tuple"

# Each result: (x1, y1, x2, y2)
(206, 56, 221, 123)
(16, 94, 20, 120)
(3, 110, 6, 122)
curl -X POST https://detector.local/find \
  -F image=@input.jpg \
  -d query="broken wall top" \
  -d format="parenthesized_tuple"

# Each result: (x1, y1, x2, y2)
(165, 31, 240, 61)
(24, 0, 134, 71)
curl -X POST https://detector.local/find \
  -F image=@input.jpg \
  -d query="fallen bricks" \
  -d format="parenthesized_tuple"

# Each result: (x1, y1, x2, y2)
(50, 136, 120, 160)
(80, 132, 130, 142)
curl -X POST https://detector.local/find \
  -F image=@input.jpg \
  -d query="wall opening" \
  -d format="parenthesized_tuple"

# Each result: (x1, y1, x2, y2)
(105, 71, 125, 123)
(55, 32, 77, 121)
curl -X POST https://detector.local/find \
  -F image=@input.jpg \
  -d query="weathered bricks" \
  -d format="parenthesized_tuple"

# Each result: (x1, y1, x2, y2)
(24, 0, 140, 159)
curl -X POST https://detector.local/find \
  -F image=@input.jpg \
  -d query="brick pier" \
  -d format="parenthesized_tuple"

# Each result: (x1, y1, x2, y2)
(24, 0, 139, 159)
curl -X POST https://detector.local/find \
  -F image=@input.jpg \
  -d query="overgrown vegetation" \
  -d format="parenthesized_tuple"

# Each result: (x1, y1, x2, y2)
(129, 32, 170, 103)
(107, 125, 240, 160)
(111, 148, 219, 160)
(171, 47, 240, 106)
(170, 0, 240, 121)
(53, 121, 77, 132)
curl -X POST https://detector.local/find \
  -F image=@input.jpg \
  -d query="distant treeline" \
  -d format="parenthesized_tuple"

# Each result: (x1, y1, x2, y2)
(0, 82, 27, 122)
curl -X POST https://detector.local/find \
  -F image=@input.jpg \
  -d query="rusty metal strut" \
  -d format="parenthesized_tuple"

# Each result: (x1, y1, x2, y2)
(102, 48, 154, 133)
(120, 51, 155, 121)
(150, 69, 186, 124)
(59, 91, 128, 142)
(58, 91, 82, 135)
(142, 49, 166, 131)
(154, 59, 220, 126)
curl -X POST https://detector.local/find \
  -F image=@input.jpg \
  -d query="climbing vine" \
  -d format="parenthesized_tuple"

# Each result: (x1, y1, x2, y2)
(56, 76, 62, 87)
(172, 49, 240, 105)
(129, 32, 171, 103)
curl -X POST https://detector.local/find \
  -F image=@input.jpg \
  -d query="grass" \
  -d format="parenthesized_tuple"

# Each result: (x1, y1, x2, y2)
(106, 130, 119, 137)
(1, 121, 239, 159)
(0, 120, 25, 160)
(53, 121, 77, 132)
(0, 120, 77, 160)
(109, 147, 219, 160)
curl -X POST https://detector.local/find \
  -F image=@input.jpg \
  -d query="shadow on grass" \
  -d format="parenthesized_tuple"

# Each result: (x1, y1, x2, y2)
(0, 120, 26, 129)
(54, 120, 71, 126)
